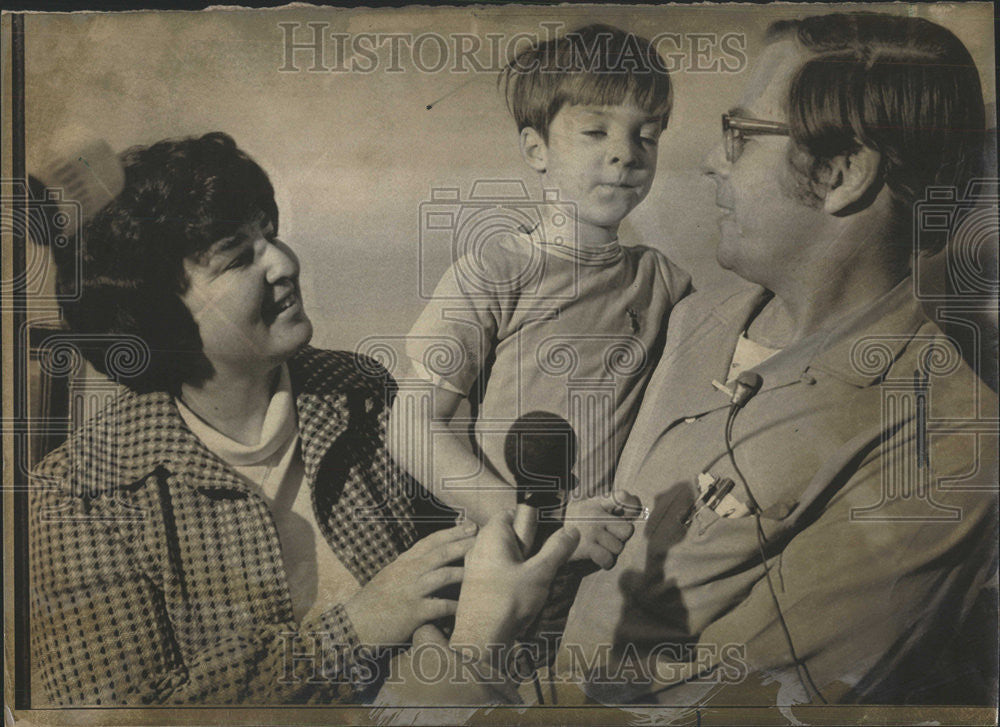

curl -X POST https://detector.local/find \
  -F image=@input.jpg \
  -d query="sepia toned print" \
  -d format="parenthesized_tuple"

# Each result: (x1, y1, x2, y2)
(2, 3, 997, 725)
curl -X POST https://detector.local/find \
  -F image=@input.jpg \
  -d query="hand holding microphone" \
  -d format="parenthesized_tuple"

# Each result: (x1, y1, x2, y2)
(449, 509, 581, 654)
(504, 411, 577, 554)
(504, 411, 643, 570)
(378, 511, 581, 707)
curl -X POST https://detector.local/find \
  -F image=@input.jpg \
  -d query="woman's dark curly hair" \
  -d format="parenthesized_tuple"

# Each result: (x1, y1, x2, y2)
(56, 132, 278, 394)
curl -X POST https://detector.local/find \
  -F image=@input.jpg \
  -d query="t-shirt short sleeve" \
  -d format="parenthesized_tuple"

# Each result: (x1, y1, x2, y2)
(651, 248, 694, 305)
(405, 256, 509, 396)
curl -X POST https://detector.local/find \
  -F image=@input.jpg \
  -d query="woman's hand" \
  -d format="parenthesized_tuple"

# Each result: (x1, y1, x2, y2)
(449, 509, 580, 653)
(344, 522, 478, 647)
(563, 490, 643, 569)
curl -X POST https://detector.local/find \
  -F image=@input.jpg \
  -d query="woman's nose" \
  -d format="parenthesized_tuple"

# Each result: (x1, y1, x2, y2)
(263, 238, 300, 284)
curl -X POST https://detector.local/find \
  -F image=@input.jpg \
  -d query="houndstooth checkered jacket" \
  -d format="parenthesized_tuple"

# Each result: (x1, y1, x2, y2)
(29, 347, 420, 705)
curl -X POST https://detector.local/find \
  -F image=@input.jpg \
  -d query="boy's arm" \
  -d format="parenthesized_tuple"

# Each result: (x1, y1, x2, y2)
(389, 382, 514, 526)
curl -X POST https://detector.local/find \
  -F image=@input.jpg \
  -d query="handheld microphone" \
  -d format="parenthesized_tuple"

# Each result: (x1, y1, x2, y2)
(503, 411, 577, 553)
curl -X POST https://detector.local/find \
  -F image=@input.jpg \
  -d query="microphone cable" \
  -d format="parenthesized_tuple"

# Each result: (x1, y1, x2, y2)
(724, 398, 828, 705)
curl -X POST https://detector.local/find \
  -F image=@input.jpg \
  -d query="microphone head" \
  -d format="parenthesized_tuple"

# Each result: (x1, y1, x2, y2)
(732, 371, 763, 407)
(503, 411, 577, 506)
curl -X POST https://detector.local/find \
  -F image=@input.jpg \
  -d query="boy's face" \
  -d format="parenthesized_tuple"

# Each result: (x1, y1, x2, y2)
(524, 103, 663, 244)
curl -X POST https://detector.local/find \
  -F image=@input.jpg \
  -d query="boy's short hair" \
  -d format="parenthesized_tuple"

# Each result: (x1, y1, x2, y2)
(501, 23, 673, 140)
(56, 131, 278, 394)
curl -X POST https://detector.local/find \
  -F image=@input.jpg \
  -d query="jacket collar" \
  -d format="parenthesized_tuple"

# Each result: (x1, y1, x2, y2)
(653, 276, 929, 420)
(71, 347, 362, 496)
(698, 276, 929, 389)
(804, 276, 930, 387)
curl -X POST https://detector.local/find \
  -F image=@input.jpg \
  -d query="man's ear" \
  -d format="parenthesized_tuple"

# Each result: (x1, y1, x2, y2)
(519, 127, 548, 174)
(823, 146, 882, 215)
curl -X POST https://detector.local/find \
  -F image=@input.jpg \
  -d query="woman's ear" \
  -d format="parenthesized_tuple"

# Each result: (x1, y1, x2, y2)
(519, 127, 548, 174)
(823, 145, 882, 215)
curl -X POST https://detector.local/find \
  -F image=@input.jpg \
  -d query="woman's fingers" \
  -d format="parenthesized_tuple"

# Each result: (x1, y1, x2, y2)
(407, 522, 479, 558)
(417, 566, 465, 594)
(421, 535, 478, 569)
(420, 597, 459, 621)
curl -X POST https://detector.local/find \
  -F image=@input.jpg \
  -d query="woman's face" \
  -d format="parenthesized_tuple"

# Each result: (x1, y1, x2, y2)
(179, 218, 313, 380)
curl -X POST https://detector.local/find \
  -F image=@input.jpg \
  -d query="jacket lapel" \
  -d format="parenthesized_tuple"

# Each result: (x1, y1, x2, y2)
(290, 347, 407, 581)
(641, 285, 766, 425)
(65, 348, 405, 586)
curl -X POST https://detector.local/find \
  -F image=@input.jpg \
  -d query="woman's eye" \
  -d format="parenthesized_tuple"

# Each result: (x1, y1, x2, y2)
(583, 129, 607, 137)
(225, 250, 253, 270)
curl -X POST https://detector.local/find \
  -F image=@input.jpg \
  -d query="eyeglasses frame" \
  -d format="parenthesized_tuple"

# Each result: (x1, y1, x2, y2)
(722, 113, 791, 163)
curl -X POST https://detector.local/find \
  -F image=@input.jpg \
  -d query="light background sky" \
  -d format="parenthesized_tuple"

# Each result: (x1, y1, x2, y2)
(24, 2, 997, 357)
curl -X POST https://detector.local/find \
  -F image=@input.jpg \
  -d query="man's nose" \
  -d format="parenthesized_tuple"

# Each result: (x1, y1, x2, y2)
(263, 238, 300, 284)
(703, 141, 729, 179)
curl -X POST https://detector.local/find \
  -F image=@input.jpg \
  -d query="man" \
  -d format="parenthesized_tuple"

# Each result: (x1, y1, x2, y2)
(555, 12, 997, 705)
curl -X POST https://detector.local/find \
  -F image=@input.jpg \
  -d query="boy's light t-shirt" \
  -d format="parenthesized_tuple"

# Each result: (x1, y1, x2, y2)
(406, 232, 692, 497)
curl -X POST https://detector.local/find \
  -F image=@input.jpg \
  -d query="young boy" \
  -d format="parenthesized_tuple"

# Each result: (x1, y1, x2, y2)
(391, 24, 691, 570)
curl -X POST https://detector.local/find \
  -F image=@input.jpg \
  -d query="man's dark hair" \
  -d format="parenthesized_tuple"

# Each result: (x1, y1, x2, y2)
(769, 13, 986, 252)
(56, 131, 278, 393)
(500, 23, 673, 141)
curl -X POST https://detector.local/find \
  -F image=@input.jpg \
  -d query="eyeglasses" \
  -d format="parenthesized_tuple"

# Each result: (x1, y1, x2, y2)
(722, 113, 790, 163)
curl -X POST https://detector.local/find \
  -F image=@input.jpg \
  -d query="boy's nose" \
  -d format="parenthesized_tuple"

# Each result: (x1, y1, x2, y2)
(264, 238, 300, 284)
(608, 135, 640, 167)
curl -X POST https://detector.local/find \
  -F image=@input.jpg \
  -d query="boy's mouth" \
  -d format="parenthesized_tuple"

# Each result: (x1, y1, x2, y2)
(598, 181, 640, 191)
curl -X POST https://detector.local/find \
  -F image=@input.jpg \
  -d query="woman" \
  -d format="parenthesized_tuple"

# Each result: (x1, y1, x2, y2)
(30, 132, 475, 705)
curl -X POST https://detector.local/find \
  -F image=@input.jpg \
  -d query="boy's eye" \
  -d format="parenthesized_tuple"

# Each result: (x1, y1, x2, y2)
(639, 126, 661, 145)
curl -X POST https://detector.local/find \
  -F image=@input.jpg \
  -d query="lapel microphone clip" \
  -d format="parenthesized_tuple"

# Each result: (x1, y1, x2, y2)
(713, 371, 764, 408)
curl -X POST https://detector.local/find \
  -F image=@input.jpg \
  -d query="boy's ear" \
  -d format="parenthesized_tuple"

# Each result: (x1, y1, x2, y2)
(519, 127, 548, 174)
(823, 145, 882, 215)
